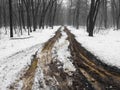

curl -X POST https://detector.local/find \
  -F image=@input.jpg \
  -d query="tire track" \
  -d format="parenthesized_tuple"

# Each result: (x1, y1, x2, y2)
(64, 27, 120, 90)
(9, 27, 62, 90)
(22, 27, 62, 90)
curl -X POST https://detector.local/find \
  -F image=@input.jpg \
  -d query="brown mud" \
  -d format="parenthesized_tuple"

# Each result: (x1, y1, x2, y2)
(64, 27, 120, 90)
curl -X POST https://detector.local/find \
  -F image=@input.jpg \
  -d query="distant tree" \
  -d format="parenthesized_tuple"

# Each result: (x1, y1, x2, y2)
(31, 0, 41, 31)
(75, 0, 80, 29)
(116, 0, 120, 29)
(110, 0, 120, 29)
(23, 0, 32, 35)
(103, 0, 107, 28)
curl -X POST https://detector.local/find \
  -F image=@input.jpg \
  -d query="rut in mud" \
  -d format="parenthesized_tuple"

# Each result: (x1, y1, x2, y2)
(33, 27, 77, 90)
(64, 27, 120, 90)
(32, 27, 120, 90)
(9, 27, 62, 90)
(33, 27, 62, 90)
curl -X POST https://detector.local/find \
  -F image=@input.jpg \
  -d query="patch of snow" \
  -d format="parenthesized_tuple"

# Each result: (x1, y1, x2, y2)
(69, 26, 120, 68)
(53, 30, 76, 74)
(32, 64, 46, 90)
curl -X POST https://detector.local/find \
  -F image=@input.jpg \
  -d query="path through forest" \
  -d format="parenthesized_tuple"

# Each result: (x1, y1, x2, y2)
(9, 26, 120, 90)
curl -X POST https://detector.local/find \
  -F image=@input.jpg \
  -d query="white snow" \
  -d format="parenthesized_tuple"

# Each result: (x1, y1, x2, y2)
(53, 29, 76, 74)
(0, 44, 42, 90)
(69, 26, 120, 68)
(0, 27, 59, 60)
(0, 26, 60, 90)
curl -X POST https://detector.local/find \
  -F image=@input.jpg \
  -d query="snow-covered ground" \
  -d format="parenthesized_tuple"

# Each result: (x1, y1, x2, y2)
(69, 26, 120, 68)
(0, 27, 59, 60)
(0, 26, 59, 90)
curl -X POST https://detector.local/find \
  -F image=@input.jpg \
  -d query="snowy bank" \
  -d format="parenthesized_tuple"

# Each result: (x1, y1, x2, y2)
(69, 26, 120, 68)
(0, 26, 59, 59)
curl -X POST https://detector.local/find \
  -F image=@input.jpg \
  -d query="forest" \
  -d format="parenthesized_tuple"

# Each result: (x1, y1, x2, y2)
(0, 0, 119, 37)
(0, 0, 120, 90)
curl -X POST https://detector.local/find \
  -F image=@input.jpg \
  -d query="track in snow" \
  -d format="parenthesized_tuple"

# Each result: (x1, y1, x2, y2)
(9, 27, 62, 90)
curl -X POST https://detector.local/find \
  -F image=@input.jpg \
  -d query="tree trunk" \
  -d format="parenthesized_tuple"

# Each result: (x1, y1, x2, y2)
(87, 0, 101, 36)
(9, 0, 13, 37)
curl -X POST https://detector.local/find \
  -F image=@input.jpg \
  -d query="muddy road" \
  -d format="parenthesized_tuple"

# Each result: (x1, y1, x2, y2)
(64, 27, 120, 90)
(9, 27, 120, 90)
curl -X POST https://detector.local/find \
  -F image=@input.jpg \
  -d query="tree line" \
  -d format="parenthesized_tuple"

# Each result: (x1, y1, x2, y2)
(0, 0, 120, 37)
(0, 0, 63, 37)
(66, 0, 120, 36)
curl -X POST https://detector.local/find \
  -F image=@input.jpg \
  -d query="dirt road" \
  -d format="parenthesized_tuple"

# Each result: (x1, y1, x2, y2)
(64, 27, 120, 90)
(9, 26, 120, 90)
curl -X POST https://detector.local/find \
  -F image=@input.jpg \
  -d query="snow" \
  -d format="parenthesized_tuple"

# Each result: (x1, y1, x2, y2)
(69, 26, 120, 68)
(0, 26, 59, 60)
(32, 66, 45, 90)
(0, 26, 60, 90)
(0, 44, 42, 90)
(53, 28, 76, 74)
